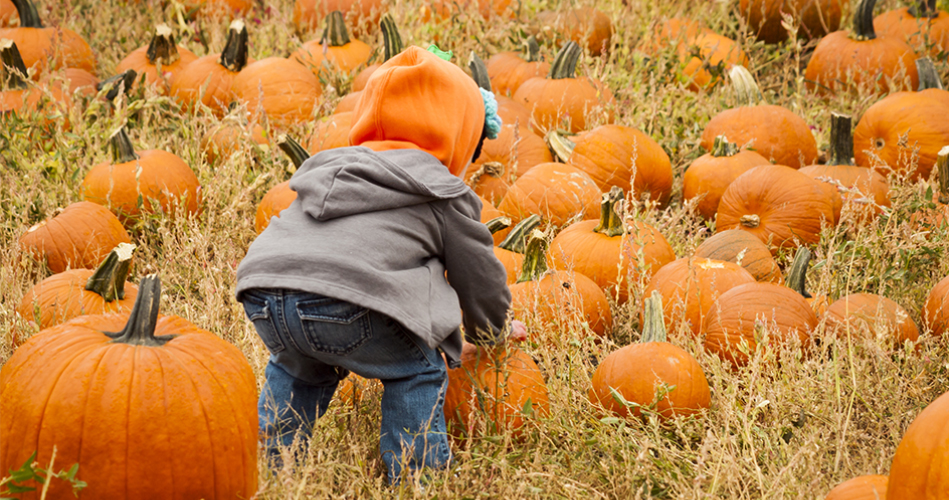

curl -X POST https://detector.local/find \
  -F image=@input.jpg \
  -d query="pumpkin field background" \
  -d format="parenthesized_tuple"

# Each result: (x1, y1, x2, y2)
(2, 0, 949, 497)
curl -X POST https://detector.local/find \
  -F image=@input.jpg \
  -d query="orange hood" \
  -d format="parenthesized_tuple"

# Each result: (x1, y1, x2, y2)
(349, 46, 485, 177)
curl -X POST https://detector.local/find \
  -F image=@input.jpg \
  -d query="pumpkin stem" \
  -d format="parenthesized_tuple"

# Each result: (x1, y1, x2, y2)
(739, 214, 760, 228)
(728, 66, 763, 107)
(146, 24, 181, 65)
(827, 112, 854, 166)
(546, 130, 576, 162)
(10, 0, 42, 28)
(785, 247, 813, 299)
(711, 135, 739, 157)
(515, 228, 551, 283)
(220, 19, 250, 72)
(851, 0, 877, 41)
(937, 146, 949, 204)
(0, 39, 29, 90)
(277, 134, 310, 168)
(96, 69, 137, 101)
(380, 14, 402, 62)
(485, 216, 512, 234)
(105, 274, 173, 346)
(524, 36, 541, 63)
(110, 127, 140, 164)
(85, 243, 136, 302)
(499, 214, 542, 253)
(916, 57, 944, 90)
(909, 0, 938, 18)
(469, 51, 492, 91)
(593, 186, 626, 237)
(322, 11, 352, 47)
(469, 161, 505, 186)
(548, 41, 581, 80)
(639, 291, 667, 343)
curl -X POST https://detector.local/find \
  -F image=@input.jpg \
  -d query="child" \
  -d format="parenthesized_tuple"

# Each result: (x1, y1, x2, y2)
(235, 45, 519, 483)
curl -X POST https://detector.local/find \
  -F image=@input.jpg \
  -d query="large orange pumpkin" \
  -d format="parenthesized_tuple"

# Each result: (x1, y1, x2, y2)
(465, 162, 509, 207)
(886, 390, 949, 499)
(294, 0, 384, 37)
(823, 293, 919, 347)
(825, 475, 888, 500)
(291, 11, 372, 78)
(307, 111, 353, 153)
(0, 276, 258, 500)
(0, 0, 95, 76)
(740, 0, 842, 44)
(693, 229, 782, 283)
(19, 201, 131, 274)
(683, 135, 770, 219)
(532, 7, 613, 56)
(472, 123, 552, 180)
(923, 274, 949, 336)
(115, 24, 197, 95)
(497, 162, 601, 228)
(232, 56, 322, 127)
(486, 37, 550, 97)
(874, 0, 949, 58)
(170, 19, 253, 116)
(255, 135, 309, 233)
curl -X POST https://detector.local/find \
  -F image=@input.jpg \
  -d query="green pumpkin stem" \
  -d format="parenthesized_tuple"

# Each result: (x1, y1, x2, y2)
(499, 214, 542, 253)
(515, 229, 551, 283)
(828, 112, 854, 166)
(937, 146, 949, 204)
(485, 216, 512, 234)
(277, 134, 310, 168)
(96, 69, 138, 101)
(0, 39, 29, 90)
(146, 24, 181, 65)
(524, 36, 541, 63)
(380, 14, 402, 62)
(469, 52, 492, 91)
(546, 131, 576, 162)
(322, 11, 351, 47)
(548, 41, 581, 80)
(593, 186, 626, 237)
(105, 274, 173, 346)
(711, 135, 739, 157)
(909, 0, 938, 18)
(10, 0, 42, 28)
(85, 243, 136, 302)
(639, 291, 667, 343)
(728, 66, 763, 106)
(785, 247, 813, 299)
(851, 0, 877, 41)
(916, 57, 944, 90)
(111, 127, 140, 164)
(220, 19, 250, 72)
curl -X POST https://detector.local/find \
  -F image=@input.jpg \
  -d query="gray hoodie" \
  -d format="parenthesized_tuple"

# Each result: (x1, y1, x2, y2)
(236, 146, 512, 366)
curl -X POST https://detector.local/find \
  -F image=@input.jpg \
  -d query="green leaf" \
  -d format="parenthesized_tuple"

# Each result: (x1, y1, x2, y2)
(521, 397, 534, 416)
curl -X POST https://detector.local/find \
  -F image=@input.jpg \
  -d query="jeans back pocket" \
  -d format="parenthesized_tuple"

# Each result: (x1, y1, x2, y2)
(242, 294, 286, 354)
(295, 297, 372, 355)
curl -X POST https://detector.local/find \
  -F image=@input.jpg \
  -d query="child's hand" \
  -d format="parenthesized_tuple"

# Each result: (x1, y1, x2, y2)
(510, 320, 527, 342)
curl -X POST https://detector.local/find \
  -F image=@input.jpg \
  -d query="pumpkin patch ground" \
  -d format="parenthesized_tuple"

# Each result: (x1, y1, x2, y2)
(2, 0, 949, 498)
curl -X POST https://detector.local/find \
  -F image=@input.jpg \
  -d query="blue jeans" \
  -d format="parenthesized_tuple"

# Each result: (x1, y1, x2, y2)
(240, 288, 451, 483)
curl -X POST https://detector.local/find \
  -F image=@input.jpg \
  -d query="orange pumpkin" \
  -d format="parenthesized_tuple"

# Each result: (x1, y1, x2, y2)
(232, 57, 322, 127)
(61, 67, 97, 97)
(170, 19, 253, 116)
(740, 0, 842, 44)
(486, 37, 550, 97)
(0, 38, 70, 121)
(824, 293, 919, 346)
(19, 201, 131, 274)
(255, 135, 309, 233)
(533, 7, 613, 56)
(684, 135, 771, 219)
(292, 11, 371, 78)
(589, 292, 710, 420)
(466, 162, 509, 207)
(306, 111, 353, 153)
(497, 162, 601, 228)
(179, 0, 253, 17)
(0, 0, 15, 27)
(334, 89, 361, 113)
(886, 390, 949, 499)
(200, 117, 269, 165)
(923, 274, 949, 336)
(825, 475, 888, 500)
(335, 373, 382, 406)
(693, 229, 782, 283)
(678, 32, 749, 91)
(115, 24, 197, 95)
(495, 95, 534, 130)
(351, 14, 401, 92)
(0, 0, 95, 76)
(472, 123, 552, 180)
(294, 0, 384, 37)
(874, 0, 949, 58)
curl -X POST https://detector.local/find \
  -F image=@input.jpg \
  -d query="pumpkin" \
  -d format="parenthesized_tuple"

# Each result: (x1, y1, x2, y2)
(486, 36, 550, 97)
(496, 95, 534, 130)
(291, 11, 372, 78)
(923, 274, 949, 336)
(255, 134, 309, 233)
(115, 24, 197, 95)
(17, 244, 138, 330)
(472, 123, 552, 180)
(335, 373, 382, 406)
(825, 475, 888, 500)
(694, 229, 782, 283)
(512, 41, 614, 134)
(716, 164, 836, 253)
(19, 201, 131, 274)
(421, 0, 513, 23)
(497, 162, 601, 228)
(909, 145, 949, 231)
(852, 57, 949, 181)
(0, 38, 70, 120)
(179, 0, 253, 17)
(351, 13, 401, 92)
(232, 56, 322, 127)
(533, 7, 613, 56)
(81, 127, 202, 224)
(549, 187, 676, 304)
(0, 0, 95, 76)
(589, 292, 711, 420)
(443, 342, 549, 437)
(684, 135, 771, 219)
(492, 214, 539, 284)
(509, 228, 612, 338)
(785, 247, 830, 316)
(643, 257, 756, 337)
(170, 19, 253, 116)
(293, 0, 383, 37)
(800, 112, 890, 224)
(701, 66, 818, 168)
(334, 89, 361, 113)
(0, 275, 258, 499)
(678, 32, 749, 91)
(703, 281, 817, 368)
(886, 390, 949, 499)
(61, 67, 97, 97)
(466, 162, 509, 206)
(201, 116, 269, 165)
(0, 0, 14, 27)
(874, 0, 949, 58)
(804, 0, 918, 96)
(740, 0, 842, 44)
(307, 111, 353, 153)
(824, 293, 919, 346)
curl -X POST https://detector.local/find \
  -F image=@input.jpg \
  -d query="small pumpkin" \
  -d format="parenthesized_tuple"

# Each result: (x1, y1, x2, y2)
(589, 292, 711, 420)
(19, 201, 131, 274)
(291, 11, 372, 78)
(824, 293, 920, 346)
(335, 373, 382, 406)
(232, 56, 322, 127)
(115, 24, 197, 95)
(179, 0, 253, 17)
(0, 38, 70, 120)
(170, 19, 253, 116)
(740, 0, 842, 44)
(351, 14, 401, 92)
(472, 123, 552, 180)
(532, 7, 613, 56)
(684, 135, 771, 219)
(886, 390, 949, 499)
(293, 0, 383, 37)
(923, 274, 949, 336)
(497, 161, 601, 228)
(693, 229, 782, 283)
(825, 475, 888, 500)
(201, 116, 269, 165)
(307, 111, 353, 154)
(334, 89, 361, 113)
(486, 37, 550, 97)
(0, 0, 95, 75)
(466, 162, 510, 207)
(255, 134, 308, 233)
(0, 0, 15, 27)
(61, 67, 98, 97)
(874, 0, 949, 58)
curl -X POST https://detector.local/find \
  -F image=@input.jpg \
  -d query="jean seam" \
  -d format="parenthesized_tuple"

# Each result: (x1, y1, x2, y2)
(276, 292, 308, 355)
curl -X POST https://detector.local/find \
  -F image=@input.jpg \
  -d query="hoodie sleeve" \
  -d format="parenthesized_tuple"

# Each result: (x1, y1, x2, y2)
(440, 193, 512, 345)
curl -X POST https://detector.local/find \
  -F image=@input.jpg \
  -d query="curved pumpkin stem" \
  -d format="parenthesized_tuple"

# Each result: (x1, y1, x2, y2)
(938, 146, 949, 204)
(499, 214, 542, 253)
(524, 36, 541, 63)
(147, 24, 181, 65)
(277, 134, 310, 168)
(909, 0, 938, 19)
(593, 186, 625, 237)
(10, 0, 42, 28)
(111, 127, 140, 164)
(380, 14, 402, 62)
(220, 19, 250, 72)
(548, 41, 581, 80)
(785, 247, 813, 299)
(515, 228, 551, 283)
(469, 52, 492, 92)
(639, 291, 667, 343)
(322, 11, 352, 47)
(827, 112, 854, 166)
(485, 216, 512, 234)
(97, 69, 137, 101)
(85, 243, 135, 302)
(105, 274, 173, 346)
(469, 161, 505, 186)
(0, 39, 29, 90)
(916, 57, 944, 91)
(728, 66, 763, 107)
(546, 131, 576, 162)
(711, 135, 739, 157)
(851, 0, 877, 41)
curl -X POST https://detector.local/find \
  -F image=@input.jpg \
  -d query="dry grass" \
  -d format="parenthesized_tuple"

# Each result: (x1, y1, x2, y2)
(2, 0, 949, 498)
